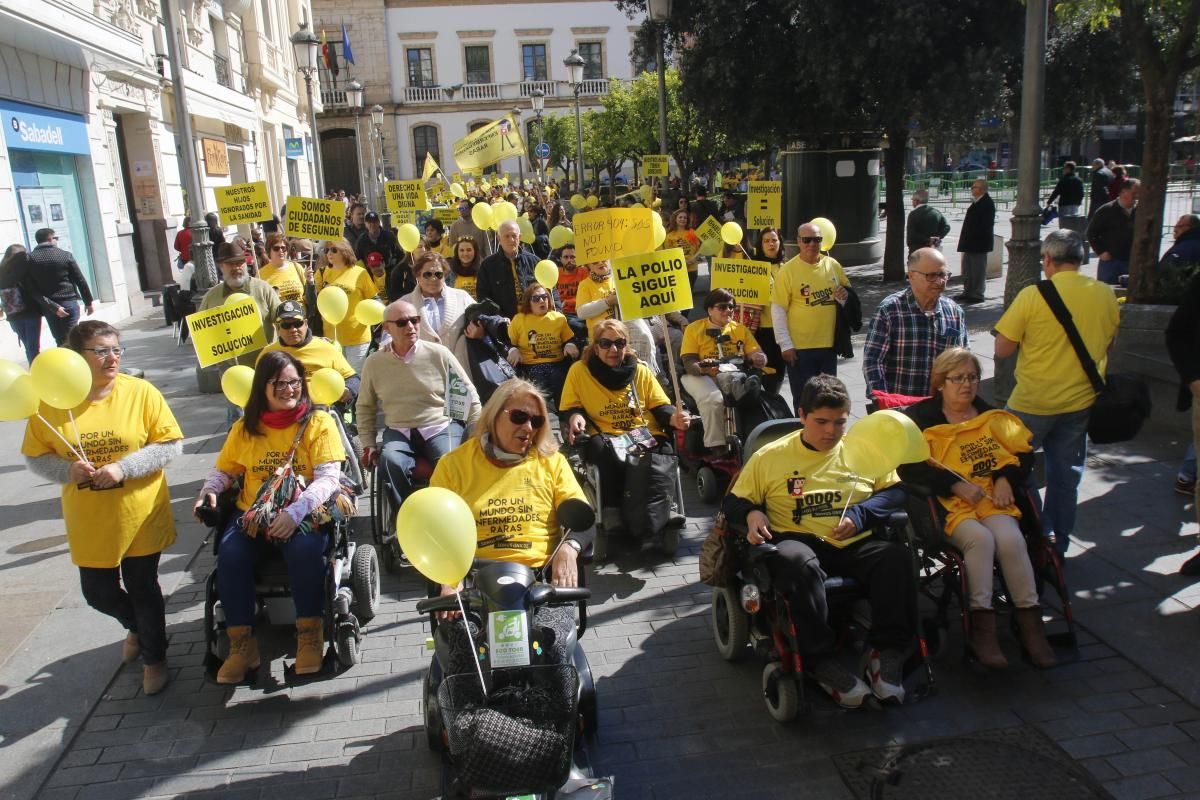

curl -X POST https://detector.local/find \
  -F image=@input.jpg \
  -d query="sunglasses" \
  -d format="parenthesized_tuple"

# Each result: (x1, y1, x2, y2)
(387, 316, 421, 328)
(799, 236, 823, 244)
(278, 320, 305, 330)
(596, 337, 627, 350)
(713, 302, 737, 311)
(421, 271, 445, 279)
(271, 245, 288, 252)
(505, 409, 546, 429)
(530, 294, 550, 302)
(82, 346, 125, 358)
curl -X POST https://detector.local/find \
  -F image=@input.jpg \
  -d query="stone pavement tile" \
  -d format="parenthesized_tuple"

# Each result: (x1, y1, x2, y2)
(1037, 709, 1140, 739)
(258, 777, 341, 799)
(1163, 764, 1200, 793)
(1127, 703, 1200, 727)
(73, 777, 160, 800)
(1103, 773, 1182, 800)
(1059, 732, 1130, 760)
(1136, 687, 1184, 705)
(147, 771, 233, 795)
(35, 789, 79, 800)
(242, 724, 317, 748)
(1081, 756, 1122, 782)
(169, 733, 245, 756)
(1079, 691, 1151, 714)
(96, 739, 175, 764)
(269, 740, 348, 764)
(118, 755, 199, 779)
(57, 748, 101, 769)
(1106, 746, 1190, 778)
(1116, 724, 1192, 750)
(42, 763, 124, 788)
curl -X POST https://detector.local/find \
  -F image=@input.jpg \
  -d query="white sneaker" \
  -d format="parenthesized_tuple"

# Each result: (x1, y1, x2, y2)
(810, 657, 872, 709)
(864, 648, 906, 705)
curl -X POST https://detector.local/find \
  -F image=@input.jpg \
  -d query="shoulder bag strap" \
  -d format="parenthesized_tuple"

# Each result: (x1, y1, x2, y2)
(1035, 280, 1106, 394)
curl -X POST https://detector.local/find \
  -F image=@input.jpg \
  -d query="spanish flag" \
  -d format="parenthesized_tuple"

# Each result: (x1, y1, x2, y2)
(321, 29, 338, 77)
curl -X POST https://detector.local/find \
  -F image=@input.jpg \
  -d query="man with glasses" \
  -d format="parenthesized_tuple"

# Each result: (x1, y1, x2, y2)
(356, 299, 482, 508)
(29, 227, 95, 345)
(477, 219, 553, 318)
(862, 247, 968, 401)
(258, 301, 358, 405)
(400, 252, 474, 343)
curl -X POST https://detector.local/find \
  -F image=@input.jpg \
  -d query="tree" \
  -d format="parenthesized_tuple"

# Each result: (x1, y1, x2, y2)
(1041, 16, 1139, 145)
(622, 69, 728, 188)
(536, 114, 579, 181)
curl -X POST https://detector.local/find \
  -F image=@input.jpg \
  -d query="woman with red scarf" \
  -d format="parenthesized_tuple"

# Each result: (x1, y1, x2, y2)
(193, 350, 345, 683)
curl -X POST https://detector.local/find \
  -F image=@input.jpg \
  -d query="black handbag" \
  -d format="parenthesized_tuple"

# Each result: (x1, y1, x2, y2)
(1036, 281, 1151, 444)
(616, 380, 679, 539)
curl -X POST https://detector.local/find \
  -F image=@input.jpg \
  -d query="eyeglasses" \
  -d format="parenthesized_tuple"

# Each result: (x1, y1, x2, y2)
(82, 346, 125, 358)
(505, 409, 546, 429)
(713, 302, 737, 312)
(269, 379, 303, 391)
(911, 270, 951, 282)
(387, 316, 421, 328)
(799, 236, 823, 244)
(944, 373, 981, 385)
(420, 271, 445, 279)
(530, 294, 550, 302)
(595, 337, 627, 350)
(278, 320, 305, 330)
(271, 245, 288, 252)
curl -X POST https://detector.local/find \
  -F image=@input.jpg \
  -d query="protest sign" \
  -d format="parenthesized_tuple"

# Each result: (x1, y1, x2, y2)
(187, 297, 267, 368)
(613, 247, 693, 320)
(284, 196, 346, 241)
(711, 258, 773, 305)
(452, 115, 525, 173)
(643, 155, 669, 177)
(574, 208, 656, 264)
(434, 208, 458, 225)
(385, 180, 430, 213)
(747, 181, 783, 228)
(696, 215, 723, 250)
(214, 181, 272, 225)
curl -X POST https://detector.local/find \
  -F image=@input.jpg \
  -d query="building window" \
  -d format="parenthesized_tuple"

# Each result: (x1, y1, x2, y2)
(464, 45, 491, 84)
(578, 42, 602, 80)
(413, 125, 440, 175)
(407, 48, 434, 87)
(259, 0, 272, 38)
(521, 44, 547, 81)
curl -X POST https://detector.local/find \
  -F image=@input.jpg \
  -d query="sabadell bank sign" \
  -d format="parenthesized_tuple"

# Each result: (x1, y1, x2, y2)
(0, 99, 91, 156)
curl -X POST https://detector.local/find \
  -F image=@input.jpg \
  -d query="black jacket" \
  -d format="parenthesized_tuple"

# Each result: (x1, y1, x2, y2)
(476, 248, 540, 318)
(1047, 173, 1085, 207)
(1087, 200, 1135, 261)
(355, 228, 402, 268)
(834, 286, 862, 359)
(1166, 273, 1200, 411)
(0, 250, 59, 319)
(957, 193, 996, 253)
(1090, 167, 1114, 210)
(27, 243, 94, 306)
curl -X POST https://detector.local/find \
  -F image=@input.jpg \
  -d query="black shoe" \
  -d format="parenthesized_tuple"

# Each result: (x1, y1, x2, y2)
(1180, 551, 1200, 576)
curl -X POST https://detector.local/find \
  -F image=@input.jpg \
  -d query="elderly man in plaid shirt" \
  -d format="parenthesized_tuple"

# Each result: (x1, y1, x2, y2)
(862, 248, 968, 400)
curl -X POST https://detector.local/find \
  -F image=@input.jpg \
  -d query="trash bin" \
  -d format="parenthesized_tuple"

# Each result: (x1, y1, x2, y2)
(1058, 214, 1090, 261)
(162, 283, 180, 326)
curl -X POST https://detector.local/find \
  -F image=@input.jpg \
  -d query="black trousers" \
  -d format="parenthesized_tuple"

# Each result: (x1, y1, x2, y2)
(753, 327, 786, 395)
(768, 534, 914, 659)
(78, 552, 167, 665)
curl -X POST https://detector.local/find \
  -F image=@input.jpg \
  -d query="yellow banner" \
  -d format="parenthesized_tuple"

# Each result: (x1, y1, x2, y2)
(284, 196, 346, 241)
(696, 215, 723, 247)
(643, 154, 669, 178)
(434, 208, 458, 225)
(385, 180, 430, 213)
(711, 257, 773, 305)
(452, 115, 525, 173)
(747, 180, 783, 229)
(574, 208, 657, 265)
(422, 152, 441, 183)
(614, 248, 694, 321)
(187, 297, 267, 368)
(214, 180, 272, 225)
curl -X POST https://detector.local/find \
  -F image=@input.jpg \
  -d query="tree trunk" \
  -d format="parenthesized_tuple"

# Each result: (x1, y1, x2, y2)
(1127, 78, 1172, 302)
(883, 122, 909, 281)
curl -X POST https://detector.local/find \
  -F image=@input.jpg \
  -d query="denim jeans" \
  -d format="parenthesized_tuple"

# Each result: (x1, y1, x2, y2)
(380, 422, 464, 507)
(1008, 406, 1091, 555)
(8, 315, 42, 365)
(1180, 442, 1196, 484)
(1097, 259, 1128, 285)
(78, 552, 167, 665)
(217, 518, 328, 627)
(47, 299, 80, 345)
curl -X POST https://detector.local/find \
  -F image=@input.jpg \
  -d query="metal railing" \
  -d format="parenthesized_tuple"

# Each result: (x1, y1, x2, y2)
(214, 53, 232, 89)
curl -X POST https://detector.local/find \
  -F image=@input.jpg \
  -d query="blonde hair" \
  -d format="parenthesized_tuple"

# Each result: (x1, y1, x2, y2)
(323, 238, 356, 267)
(475, 379, 558, 458)
(582, 318, 637, 363)
(930, 347, 981, 394)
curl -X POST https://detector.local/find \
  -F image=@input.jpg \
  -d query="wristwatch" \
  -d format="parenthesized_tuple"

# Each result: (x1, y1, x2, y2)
(564, 539, 582, 553)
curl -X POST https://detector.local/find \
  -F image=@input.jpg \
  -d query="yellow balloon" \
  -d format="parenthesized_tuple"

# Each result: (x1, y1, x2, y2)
(517, 216, 535, 244)
(699, 236, 722, 257)
(481, 181, 491, 192)
(586, 195, 599, 209)
(317, 286, 349, 325)
(354, 298, 386, 327)
(494, 201, 518, 224)
(471, 201, 495, 231)
(631, 202, 645, 209)
(450, 183, 466, 199)
(0, 374, 39, 421)
(397, 223, 422, 252)
(30, 348, 91, 410)
(721, 221, 744, 246)
(220, 365, 255, 408)
(549, 226, 574, 250)
(309, 367, 346, 406)
(396, 486, 478, 585)
(811, 217, 838, 251)
(534, 259, 559, 289)
(0, 359, 25, 392)
(224, 292, 252, 306)
(639, 185, 653, 202)
(570, 194, 587, 210)
(840, 411, 921, 478)
(652, 216, 667, 248)
(874, 409, 931, 463)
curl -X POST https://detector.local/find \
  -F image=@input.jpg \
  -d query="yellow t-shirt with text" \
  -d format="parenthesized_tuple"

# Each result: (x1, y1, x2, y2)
(21, 374, 183, 568)
(575, 274, 617, 339)
(509, 311, 574, 365)
(680, 319, 761, 362)
(315, 265, 380, 346)
(259, 262, 307, 307)
(729, 430, 898, 548)
(663, 230, 699, 272)
(430, 438, 587, 567)
(215, 410, 346, 511)
(258, 336, 357, 382)
(771, 255, 850, 350)
(559, 360, 670, 436)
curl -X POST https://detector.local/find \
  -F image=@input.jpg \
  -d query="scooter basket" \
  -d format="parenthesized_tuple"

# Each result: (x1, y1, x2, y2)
(439, 664, 579, 793)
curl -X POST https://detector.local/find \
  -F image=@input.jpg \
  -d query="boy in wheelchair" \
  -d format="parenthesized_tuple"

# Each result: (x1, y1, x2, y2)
(722, 375, 914, 707)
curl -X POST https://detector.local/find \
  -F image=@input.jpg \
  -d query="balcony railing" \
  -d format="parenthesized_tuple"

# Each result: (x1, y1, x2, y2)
(520, 80, 557, 98)
(577, 78, 610, 96)
(461, 83, 500, 101)
(214, 53, 232, 89)
(321, 89, 348, 107)
(384, 79, 624, 106)
(405, 85, 443, 103)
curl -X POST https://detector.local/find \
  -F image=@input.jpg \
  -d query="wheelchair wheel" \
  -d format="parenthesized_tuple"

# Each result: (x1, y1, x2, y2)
(335, 620, 362, 667)
(761, 662, 800, 723)
(351, 544, 381, 623)
(712, 586, 749, 661)
(697, 466, 720, 504)
(581, 479, 607, 561)
(423, 663, 446, 752)
(371, 461, 400, 573)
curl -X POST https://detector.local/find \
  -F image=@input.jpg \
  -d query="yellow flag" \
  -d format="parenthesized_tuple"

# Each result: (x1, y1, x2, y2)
(452, 115, 525, 173)
(422, 152, 440, 183)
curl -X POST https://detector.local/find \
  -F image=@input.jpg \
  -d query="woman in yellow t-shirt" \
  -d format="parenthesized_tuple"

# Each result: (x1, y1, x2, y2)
(506, 282, 579, 407)
(573, 260, 618, 340)
(663, 209, 700, 287)
(446, 237, 481, 299)
(193, 350, 347, 684)
(21, 321, 183, 696)
(259, 233, 311, 309)
(559, 319, 690, 531)
(315, 238, 380, 371)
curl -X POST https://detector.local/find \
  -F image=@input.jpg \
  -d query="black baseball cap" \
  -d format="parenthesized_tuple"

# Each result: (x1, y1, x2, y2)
(275, 300, 305, 322)
(365, 211, 380, 222)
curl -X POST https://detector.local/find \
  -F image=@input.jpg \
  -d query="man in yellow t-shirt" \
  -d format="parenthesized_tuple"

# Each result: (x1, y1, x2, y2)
(258, 301, 359, 404)
(771, 222, 851, 410)
(574, 261, 618, 340)
(725, 374, 912, 708)
(994, 229, 1119, 555)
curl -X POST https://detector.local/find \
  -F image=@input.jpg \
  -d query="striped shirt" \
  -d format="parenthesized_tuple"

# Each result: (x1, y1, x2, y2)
(862, 288, 968, 398)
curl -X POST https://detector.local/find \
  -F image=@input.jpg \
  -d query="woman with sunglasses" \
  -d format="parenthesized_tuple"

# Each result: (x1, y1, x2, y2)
(22, 320, 183, 695)
(560, 319, 689, 530)
(898, 347, 1055, 670)
(446, 237, 481, 299)
(315, 239, 380, 371)
(680, 289, 767, 456)
(400, 252, 474, 344)
(506, 282, 579, 407)
(259, 233, 310, 309)
(193, 350, 347, 683)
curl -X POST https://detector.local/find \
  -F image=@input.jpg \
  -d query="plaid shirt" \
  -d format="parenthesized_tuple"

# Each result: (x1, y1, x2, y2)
(862, 288, 968, 397)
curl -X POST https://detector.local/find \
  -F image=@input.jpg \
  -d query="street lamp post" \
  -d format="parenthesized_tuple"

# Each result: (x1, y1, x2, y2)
(370, 104, 385, 215)
(647, 0, 671, 192)
(564, 49, 585, 194)
(512, 106, 524, 187)
(531, 89, 545, 185)
(290, 22, 325, 197)
(346, 79, 365, 197)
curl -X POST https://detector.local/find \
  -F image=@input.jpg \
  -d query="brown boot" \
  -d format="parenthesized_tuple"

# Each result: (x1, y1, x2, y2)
(122, 632, 140, 665)
(216, 626, 260, 684)
(1015, 606, 1058, 669)
(143, 662, 170, 695)
(295, 617, 325, 675)
(968, 609, 1008, 669)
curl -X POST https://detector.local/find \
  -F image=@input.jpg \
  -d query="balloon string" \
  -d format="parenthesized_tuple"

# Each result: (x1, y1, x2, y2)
(457, 590, 488, 699)
(67, 410, 89, 465)
(838, 484, 856, 525)
(739, 244, 752, 258)
(929, 457, 995, 502)
(37, 414, 87, 464)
